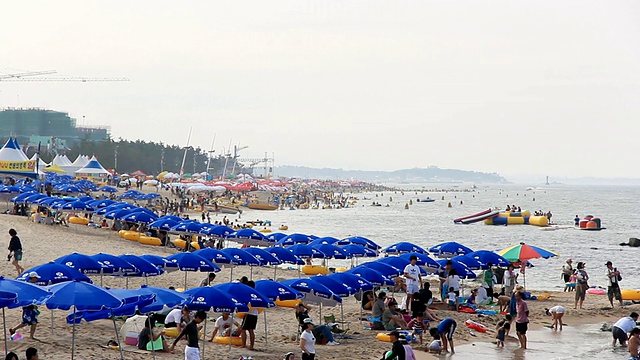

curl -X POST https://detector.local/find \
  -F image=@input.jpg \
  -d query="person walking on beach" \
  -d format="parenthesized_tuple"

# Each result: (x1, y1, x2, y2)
(514, 291, 529, 349)
(611, 312, 639, 347)
(561, 259, 574, 292)
(403, 255, 421, 311)
(7, 229, 24, 276)
(574, 262, 589, 309)
(300, 320, 316, 360)
(605, 261, 624, 307)
(169, 310, 206, 359)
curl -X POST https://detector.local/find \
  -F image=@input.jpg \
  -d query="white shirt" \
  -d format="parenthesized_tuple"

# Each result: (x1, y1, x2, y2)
(214, 316, 234, 333)
(165, 309, 182, 324)
(404, 264, 420, 286)
(613, 317, 637, 333)
(248, 308, 259, 316)
(548, 306, 565, 314)
(300, 330, 316, 354)
(447, 292, 457, 302)
(428, 339, 442, 351)
(503, 270, 515, 286)
(476, 287, 489, 305)
(445, 275, 460, 291)
(607, 268, 619, 285)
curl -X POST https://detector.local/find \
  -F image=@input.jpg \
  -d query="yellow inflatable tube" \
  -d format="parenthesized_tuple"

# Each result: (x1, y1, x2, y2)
(621, 289, 640, 301)
(376, 333, 392, 342)
(259, 228, 272, 233)
(172, 239, 187, 249)
(507, 217, 525, 225)
(190, 242, 201, 250)
(123, 231, 141, 241)
(279, 225, 289, 230)
(213, 336, 242, 346)
(69, 217, 90, 225)
(302, 265, 330, 275)
(139, 236, 162, 246)
(529, 216, 549, 226)
(164, 327, 180, 337)
(275, 299, 302, 308)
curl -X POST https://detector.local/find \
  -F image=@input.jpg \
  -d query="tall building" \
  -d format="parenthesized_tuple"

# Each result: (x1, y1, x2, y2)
(0, 108, 109, 152)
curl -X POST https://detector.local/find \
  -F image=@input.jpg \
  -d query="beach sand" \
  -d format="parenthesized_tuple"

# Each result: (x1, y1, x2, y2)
(1, 213, 638, 359)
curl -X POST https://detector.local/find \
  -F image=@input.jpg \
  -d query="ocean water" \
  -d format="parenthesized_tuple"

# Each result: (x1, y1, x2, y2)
(244, 183, 640, 290)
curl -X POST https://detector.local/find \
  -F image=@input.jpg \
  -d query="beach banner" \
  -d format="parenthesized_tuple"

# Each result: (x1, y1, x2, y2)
(0, 160, 36, 172)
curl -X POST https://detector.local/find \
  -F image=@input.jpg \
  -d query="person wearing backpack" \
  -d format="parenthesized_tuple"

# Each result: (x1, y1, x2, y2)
(606, 261, 624, 307)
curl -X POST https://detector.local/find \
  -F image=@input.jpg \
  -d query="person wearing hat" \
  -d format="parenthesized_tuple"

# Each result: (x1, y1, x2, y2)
(561, 259, 574, 292)
(299, 319, 316, 360)
(380, 331, 405, 360)
(605, 261, 623, 307)
(574, 262, 589, 310)
(301, 318, 340, 346)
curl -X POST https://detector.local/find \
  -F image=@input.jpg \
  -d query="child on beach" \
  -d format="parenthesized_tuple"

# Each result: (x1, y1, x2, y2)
(427, 328, 443, 354)
(496, 322, 509, 347)
(447, 287, 458, 311)
(407, 314, 427, 344)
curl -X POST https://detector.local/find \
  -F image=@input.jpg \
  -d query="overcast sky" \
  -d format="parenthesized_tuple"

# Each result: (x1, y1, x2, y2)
(1, 1, 639, 178)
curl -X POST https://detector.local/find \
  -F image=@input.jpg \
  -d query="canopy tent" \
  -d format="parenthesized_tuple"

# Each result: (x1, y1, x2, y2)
(0, 138, 37, 178)
(30, 153, 50, 169)
(51, 154, 73, 167)
(43, 164, 67, 174)
(74, 156, 110, 179)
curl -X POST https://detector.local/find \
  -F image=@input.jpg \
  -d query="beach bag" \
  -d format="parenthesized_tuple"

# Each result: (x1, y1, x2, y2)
(616, 268, 622, 281)
(371, 321, 385, 330)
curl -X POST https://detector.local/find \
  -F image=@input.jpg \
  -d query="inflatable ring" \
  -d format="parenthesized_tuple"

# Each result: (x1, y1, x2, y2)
(621, 289, 640, 301)
(279, 225, 289, 230)
(258, 228, 272, 233)
(376, 333, 392, 342)
(164, 327, 180, 338)
(235, 308, 264, 319)
(213, 336, 242, 346)
(69, 217, 90, 225)
(275, 299, 302, 308)
(302, 265, 330, 275)
(586, 288, 605, 295)
(172, 239, 187, 249)
(190, 242, 201, 250)
(465, 319, 487, 333)
(123, 231, 141, 241)
(139, 236, 162, 246)
(118, 230, 128, 238)
(335, 267, 348, 273)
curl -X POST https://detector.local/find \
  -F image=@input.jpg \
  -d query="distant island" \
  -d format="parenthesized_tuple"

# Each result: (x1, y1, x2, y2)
(275, 165, 508, 183)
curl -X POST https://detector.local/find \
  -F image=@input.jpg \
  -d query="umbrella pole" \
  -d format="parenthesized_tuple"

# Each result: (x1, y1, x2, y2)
(72, 307, 76, 360)
(341, 303, 345, 339)
(273, 265, 277, 280)
(201, 316, 207, 360)
(184, 272, 188, 290)
(126, 277, 129, 289)
(250, 265, 253, 280)
(51, 310, 54, 333)
(263, 309, 268, 346)
(3, 308, 7, 356)
(112, 312, 125, 360)
(359, 289, 363, 323)
(229, 313, 234, 351)
(230, 266, 234, 282)
(319, 303, 322, 325)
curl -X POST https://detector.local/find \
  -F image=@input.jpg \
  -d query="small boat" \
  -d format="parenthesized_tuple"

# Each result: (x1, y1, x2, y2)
(416, 198, 435, 203)
(247, 203, 278, 211)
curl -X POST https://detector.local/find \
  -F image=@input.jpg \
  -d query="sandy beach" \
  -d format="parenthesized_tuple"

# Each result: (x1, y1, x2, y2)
(1, 210, 638, 360)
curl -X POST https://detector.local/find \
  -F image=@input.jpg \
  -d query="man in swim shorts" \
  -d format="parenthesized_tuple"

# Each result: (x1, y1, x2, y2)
(515, 291, 529, 349)
(612, 312, 639, 347)
(436, 318, 457, 354)
(629, 328, 640, 360)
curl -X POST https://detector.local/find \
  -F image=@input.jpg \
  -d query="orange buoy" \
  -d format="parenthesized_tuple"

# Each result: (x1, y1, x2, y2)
(586, 221, 598, 229)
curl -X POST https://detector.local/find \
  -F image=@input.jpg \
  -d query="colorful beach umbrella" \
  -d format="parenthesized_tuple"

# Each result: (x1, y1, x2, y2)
(496, 242, 558, 262)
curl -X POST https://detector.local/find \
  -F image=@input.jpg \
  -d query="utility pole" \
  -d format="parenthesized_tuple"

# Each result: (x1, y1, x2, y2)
(114, 145, 119, 172)
(160, 148, 165, 172)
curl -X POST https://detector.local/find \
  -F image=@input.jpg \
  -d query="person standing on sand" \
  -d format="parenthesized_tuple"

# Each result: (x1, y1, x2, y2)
(574, 262, 589, 309)
(503, 264, 517, 296)
(561, 259, 574, 292)
(169, 310, 206, 359)
(403, 255, 421, 311)
(7, 229, 24, 276)
(514, 291, 529, 349)
(605, 261, 624, 307)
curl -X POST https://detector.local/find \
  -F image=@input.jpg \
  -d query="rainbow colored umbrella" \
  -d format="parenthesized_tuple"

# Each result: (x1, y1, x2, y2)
(496, 242, 558, 262)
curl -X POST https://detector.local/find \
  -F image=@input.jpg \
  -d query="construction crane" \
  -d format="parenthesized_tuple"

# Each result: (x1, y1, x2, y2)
(240, 152, 275, 178)
(0, 69, 129, 82)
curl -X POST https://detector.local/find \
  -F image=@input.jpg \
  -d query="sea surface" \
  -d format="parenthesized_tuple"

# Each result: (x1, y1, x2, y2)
(246, 183, 640, 291)
(248, 183, 640, 360)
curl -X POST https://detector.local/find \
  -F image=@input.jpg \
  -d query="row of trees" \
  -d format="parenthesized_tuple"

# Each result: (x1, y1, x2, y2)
(33, 138, 247, 177)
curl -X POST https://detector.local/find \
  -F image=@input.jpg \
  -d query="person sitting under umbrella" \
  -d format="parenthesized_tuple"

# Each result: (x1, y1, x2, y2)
(207, 311, 240, 341)
(294, 303, 340, 346)
(382, 301, 408, 330)
(138, 316, 170, 352)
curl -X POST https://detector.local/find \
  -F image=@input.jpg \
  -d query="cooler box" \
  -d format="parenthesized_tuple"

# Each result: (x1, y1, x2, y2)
(125, 331, 139, 346)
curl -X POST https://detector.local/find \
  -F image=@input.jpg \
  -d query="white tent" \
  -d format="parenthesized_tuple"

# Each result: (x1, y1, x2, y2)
(71, 155, 89, 168)
(75, 156, 110, 179)
(0, 138, 37, 178)
(0, 138, 29, 161)
(52, 154, 73, 167)
(30, 153, 50, 169)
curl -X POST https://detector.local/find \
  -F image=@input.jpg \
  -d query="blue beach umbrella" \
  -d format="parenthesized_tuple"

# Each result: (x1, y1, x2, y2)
(78, 196, 94, 202)
(88, 199, 115, 208)
(338, 236, 381, 250)
(309, 237, 341, 246)
(429, 241, 474, 258)
(201, 225, 234, 237)
(120, 211, 158, 224)
(192, 248, 233, 265)
(436, 259, 477, 279)
(265, 247, 304, 265)
(170, 221, 205, 235)
(99, 186, 118, 193)
(219, 248, 261, 266)
(226, 228, 271, 246)
(399, 252, 441, 271)
(53, 253, 105, 275)
(136, 284, 188, 313)
(148, 218, 179, 231)
(275, 233, 314, 247)
(312, 244, 350, 259)
(213, 283, 275, 309)
(378, 257, 428, 275)
(104, 208, 136, 220)
(0, 291, 18, 354)
(467, 250, 511, 268)
(45, 280, 124, 360)
(18, 262, 92, 285)
(254, 280, 303, 301)
(165, 253, 220, 289)
(242, 247, 282, 265)
(281, 278, 341, 306)
(345, 267, 395, 287)
(360, 261, 403, 277)
(118, 255, 164, 278)
(339, 244, 378, 258)
(57, 201, 94, 212)
(139, 254, 180, 271)
(286, 244, 326, 259)
(328, 272, 374, 292)
(266, 233, 287, 241)
(310, 275, 354, 297)
(0, 276, 50, 308)
(451, 255, 487, 270)
(383, 242, 428, 254)
(89, 253, 137, 274)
